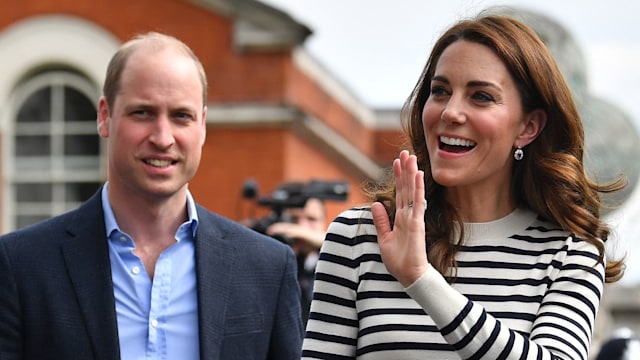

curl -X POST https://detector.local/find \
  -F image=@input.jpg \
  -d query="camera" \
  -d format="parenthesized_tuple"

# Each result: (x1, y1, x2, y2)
(242, 179, 349, 244)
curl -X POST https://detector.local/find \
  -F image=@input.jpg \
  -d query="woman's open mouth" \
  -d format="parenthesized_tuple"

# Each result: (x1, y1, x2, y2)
(439, 136, 476, 153)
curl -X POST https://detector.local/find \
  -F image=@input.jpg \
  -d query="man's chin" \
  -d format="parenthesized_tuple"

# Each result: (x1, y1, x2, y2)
(140, 182, 188, 200)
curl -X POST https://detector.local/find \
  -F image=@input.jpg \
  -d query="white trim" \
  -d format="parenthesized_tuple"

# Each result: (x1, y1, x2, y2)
(298, 115, 383, 180)
(205, 102, 382, 179)
(206, 103, 301, 125)
(0, 15, 119, 130)
(292, 48, 378, 128)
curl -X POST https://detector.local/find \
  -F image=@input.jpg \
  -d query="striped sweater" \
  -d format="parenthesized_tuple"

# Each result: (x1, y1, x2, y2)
(302, 207, 604, 360)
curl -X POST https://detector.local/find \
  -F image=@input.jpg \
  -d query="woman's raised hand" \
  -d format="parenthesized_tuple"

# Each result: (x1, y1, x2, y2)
(371, 150, 428, 287)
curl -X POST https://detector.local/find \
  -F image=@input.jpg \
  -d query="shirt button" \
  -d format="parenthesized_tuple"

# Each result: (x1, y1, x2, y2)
(119, 236, 126, 242)
(132, 266, 141, 275)
(151, 319, 158, 327)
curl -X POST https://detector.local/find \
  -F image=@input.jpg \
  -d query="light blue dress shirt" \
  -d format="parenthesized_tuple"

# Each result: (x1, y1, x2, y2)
(102, 184, 200, 360)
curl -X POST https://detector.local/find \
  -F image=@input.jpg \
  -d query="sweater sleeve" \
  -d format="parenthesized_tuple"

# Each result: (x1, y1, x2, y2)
(405, 235, 604, 360)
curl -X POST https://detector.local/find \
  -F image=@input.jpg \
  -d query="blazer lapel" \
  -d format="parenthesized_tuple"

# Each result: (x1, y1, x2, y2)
(61, 191, 120, 360)
(194, 206, 236, 360)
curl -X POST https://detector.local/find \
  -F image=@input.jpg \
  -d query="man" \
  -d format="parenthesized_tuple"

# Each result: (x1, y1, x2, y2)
(0, 32, 302, 360)
(267, 197, 326, 324)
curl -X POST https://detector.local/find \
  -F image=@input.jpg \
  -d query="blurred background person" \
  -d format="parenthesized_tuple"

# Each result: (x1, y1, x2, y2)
(267, 197, 326, 324)
(241, 179, 349, 325)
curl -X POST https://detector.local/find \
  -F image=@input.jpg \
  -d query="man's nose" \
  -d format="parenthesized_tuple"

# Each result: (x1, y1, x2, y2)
(149, 115, 175, 148)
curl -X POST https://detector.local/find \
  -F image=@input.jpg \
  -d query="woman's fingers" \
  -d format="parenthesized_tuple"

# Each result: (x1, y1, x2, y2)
(412, 170, 427, 220)
(377, 151, 429, 287)
(395, 150, 418, 210)
(372, 202, 391, 239)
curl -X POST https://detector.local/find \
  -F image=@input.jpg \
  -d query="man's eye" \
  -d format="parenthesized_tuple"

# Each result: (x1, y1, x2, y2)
(175, 112, 193, 121)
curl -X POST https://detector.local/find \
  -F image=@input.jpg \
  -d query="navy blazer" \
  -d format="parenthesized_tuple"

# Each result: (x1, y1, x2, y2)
(0, 190, 303, 359)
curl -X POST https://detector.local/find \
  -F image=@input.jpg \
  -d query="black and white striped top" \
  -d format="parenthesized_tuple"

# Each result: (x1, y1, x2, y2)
(302, 207, 604, 360)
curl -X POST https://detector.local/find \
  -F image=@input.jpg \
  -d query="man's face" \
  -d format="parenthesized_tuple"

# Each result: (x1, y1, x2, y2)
(97, 47, 207, 201)
(286, 198, 325, 231)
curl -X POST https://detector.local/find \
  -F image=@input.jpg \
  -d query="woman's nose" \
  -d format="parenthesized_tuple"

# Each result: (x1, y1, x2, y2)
(440, 97, 466, 125)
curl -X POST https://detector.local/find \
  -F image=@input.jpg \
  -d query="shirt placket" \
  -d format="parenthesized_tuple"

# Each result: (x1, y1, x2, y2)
(146, 256, 172, 359)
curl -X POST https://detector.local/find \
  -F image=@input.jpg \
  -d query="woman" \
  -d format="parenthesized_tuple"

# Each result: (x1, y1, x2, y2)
(302, 12, 625, 360)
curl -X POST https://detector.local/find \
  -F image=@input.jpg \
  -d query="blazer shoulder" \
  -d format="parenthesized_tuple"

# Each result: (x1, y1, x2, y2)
(194, 204, 292, 253)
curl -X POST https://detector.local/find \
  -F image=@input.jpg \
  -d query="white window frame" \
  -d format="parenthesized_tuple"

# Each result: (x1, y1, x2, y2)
(9, 71, 102, 229)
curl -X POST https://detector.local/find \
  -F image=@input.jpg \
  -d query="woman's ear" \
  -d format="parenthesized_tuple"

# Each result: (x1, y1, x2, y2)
(97, 97, 110, 138)
(516, 109, 547, 147)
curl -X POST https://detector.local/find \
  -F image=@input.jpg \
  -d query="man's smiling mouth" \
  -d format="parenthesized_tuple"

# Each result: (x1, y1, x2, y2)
(145, 159, 175, 167)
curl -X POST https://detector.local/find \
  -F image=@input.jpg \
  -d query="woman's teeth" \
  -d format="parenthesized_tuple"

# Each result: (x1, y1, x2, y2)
(440, 136, 476, 147)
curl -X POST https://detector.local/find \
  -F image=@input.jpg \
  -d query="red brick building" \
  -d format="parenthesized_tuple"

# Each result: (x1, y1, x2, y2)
(0, 0, 405, 231)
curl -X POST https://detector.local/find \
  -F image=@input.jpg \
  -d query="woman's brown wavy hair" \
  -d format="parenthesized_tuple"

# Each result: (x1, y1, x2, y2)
(367, 13, 625, 283)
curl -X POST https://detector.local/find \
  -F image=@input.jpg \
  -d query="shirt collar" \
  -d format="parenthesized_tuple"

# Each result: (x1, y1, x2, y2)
(101, 182, 199, 239)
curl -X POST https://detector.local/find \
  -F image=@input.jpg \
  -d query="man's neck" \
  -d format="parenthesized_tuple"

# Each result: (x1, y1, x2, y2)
(107, 184, 189, 241)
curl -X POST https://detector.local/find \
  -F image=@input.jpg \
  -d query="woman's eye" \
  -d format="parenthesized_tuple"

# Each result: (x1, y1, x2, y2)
(430, 86, 449, 97)
(472, 91, 495, 103)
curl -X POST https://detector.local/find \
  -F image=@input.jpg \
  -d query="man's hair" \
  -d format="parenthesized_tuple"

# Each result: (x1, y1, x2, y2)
(102, 32, 208, 111)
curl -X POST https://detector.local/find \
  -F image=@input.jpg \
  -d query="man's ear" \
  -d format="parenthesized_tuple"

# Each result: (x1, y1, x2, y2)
(97, 97, 110, 138)
(200, 106, 207, 146)
(516, 108, 547, 148)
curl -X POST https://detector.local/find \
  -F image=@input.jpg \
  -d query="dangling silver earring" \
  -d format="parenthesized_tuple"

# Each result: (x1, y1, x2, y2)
(514, 147, 524, 161)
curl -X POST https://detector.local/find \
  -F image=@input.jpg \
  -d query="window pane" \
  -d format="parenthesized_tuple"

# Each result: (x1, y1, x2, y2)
(15, 135, 50, 156)
(65, 134, 100, 155)
(65, 182, 101, 202)
(16, 183, 52, 202)
(17, 87, 51, 123)
(11, 71, 103, 232)
(64, 87, 96, 121)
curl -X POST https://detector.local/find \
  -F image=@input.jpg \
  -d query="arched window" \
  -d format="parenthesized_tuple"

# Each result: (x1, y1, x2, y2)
(9, 70, 103, 230)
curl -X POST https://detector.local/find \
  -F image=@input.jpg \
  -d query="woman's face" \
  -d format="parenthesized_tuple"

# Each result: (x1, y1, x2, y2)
(422, 40, 530, 196)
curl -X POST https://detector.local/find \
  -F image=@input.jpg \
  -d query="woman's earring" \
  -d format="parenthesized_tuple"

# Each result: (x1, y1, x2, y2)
(514, 147, 524, 161)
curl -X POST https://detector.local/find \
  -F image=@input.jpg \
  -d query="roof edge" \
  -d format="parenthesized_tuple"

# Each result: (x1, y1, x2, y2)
(188, 0, 312, 52)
